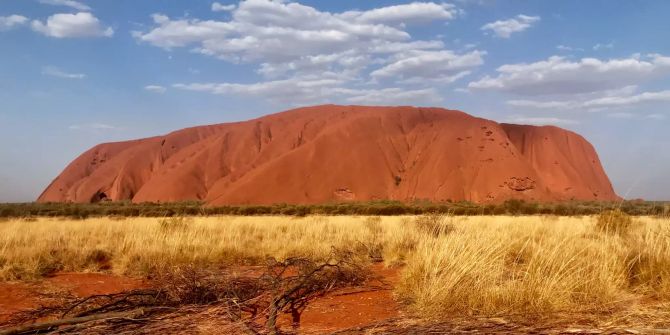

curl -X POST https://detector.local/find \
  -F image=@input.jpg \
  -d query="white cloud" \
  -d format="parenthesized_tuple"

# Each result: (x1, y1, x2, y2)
(0, 15, 28, 31)
(173, 75, 346, 105)
(608, 112, 634, 119)
(212, 2, 236, 12)
(255, 50, 371, 79)
(506, 115, 578, 126)
(173, 75, 442, 106)
(370, 50, 485, 83)
(454, 0, 497, 5)
(144, 85, 167, 93)
(132, 14, 235, 49)
(134, 1, 461, 65)
(69, 123, 117, 130)
(38, 0, 91, 11)
(462, 43, 478, 50)
(340, 2, 459, 25)
(136, 0, 479, 105)
(607, 112, 666, 121)
(367, 40, 445, 54)
(481, 14, 539, 38)
(607, 112, 669, 120)
(469, 54, 670, 96)
(42, 66, 86, 79)
(593, 42, 614, 50)
(582, 90, 670, 108)
(556, 44, 583, 52)
(507, 99, 573, 110)
(32, 12, 113, 38)
(646, 114, 666, 120)
(342, 87, 442, 105)
(507, 89, 670, 111)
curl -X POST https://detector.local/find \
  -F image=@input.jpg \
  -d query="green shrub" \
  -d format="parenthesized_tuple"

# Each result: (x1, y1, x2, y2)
(0, 200, 666, 218)
(0, 207, 16, 217)
(502, 199, 525, 215)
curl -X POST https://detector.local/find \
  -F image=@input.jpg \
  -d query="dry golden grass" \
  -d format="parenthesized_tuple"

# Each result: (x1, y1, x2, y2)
(1, 214, 669, 319)
(397, 215, 670, 318)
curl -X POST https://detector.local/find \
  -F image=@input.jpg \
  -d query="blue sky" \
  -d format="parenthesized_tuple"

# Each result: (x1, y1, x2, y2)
(1, 0, 669, 202)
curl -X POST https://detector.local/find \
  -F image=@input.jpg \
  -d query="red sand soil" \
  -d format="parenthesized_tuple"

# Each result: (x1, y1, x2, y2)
(0, 266, 402, 333)
(0, 273, 147, 322)
(281, 264, 402, 333)
(0, 282, 37, 322)
(43, 272, 148, 297)
(38, 105, 619, 204)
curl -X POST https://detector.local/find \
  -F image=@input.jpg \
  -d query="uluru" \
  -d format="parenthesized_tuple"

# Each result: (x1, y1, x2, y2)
(38, 105, 618, 205)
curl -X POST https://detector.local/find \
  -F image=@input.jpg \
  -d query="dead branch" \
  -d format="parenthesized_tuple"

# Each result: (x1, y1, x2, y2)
(261, 248, 369, 334)
(2, 248, 369, 335)
(0, 307, 174, 335)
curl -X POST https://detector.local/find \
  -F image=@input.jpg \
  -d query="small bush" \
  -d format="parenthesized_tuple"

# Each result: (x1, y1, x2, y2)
(0, 207, 16, 217)
(84, 249, 112, 270)
(363, 216, 384, 262)
(159, 216, 190, 232)
(36, 252, 64, 278)
(364, 216, 383, 236)
(596, 209, 633, 235)
(295, 206, 311, 217)
(415, 212, 455, 237)
(502, 199, 524, 215)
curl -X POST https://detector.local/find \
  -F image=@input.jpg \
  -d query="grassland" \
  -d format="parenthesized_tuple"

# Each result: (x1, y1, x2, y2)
(1, 213, 669, 320)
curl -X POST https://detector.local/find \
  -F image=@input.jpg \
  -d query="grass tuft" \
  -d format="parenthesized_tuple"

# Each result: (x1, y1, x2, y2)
(596, 209, 634, 235)
(414, 212, 456, 237)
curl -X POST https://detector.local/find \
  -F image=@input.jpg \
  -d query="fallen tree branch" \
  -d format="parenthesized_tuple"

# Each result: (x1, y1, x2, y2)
(3, 249, 369, 334)
(0, 307, 174, 335)
(59, 290, 161, 318)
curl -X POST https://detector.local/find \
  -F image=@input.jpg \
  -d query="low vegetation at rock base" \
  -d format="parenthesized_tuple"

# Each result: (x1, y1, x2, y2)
(0, 199, 668, 218)
(1, 213, 670, 321)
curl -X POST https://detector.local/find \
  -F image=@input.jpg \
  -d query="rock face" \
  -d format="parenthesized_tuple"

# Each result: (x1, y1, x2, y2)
(38, 105, 619, 204)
